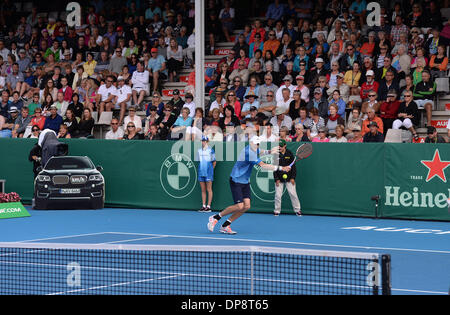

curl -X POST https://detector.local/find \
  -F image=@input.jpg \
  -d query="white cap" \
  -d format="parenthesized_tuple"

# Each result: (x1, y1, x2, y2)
(250, 135, 262, 145)
(366, 70, 375, 76)
(315, 58, 324, 63)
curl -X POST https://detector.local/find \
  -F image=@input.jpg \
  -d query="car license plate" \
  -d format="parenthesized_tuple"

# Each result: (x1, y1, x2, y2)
(60, 188, 81, 194)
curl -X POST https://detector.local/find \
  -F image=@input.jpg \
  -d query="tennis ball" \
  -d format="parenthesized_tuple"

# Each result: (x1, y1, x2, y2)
(282, 174, 288, 179)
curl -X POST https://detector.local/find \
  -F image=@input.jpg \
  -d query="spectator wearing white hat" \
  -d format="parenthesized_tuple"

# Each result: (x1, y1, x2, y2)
(294, 74, 310, 103)
(360, 70, 379, 101)
(275, 75, 295, 102)
(308, 58, 328, 87)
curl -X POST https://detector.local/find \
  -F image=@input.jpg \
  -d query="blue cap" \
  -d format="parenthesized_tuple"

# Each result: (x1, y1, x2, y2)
(201, 136, 209, 141)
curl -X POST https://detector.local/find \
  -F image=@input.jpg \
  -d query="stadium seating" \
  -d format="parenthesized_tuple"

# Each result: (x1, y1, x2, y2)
(0, 1, 449, 142)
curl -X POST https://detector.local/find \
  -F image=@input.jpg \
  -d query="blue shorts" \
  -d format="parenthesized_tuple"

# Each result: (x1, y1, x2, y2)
(198, 176, 213, 182)
(229, 178, 251, 204)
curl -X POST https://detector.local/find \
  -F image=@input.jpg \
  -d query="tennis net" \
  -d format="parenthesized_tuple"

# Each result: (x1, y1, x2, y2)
(0, 243, 391, 295)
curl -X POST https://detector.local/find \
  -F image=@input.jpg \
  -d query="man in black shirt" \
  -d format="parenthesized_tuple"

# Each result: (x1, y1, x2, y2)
(363, 121, 384, 142)
(424, 126, 446, 143)
(273, 139, 302, 216)
(166, 89, 184, 117)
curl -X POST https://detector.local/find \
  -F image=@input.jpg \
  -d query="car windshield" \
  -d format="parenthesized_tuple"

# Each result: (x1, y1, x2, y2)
(45, 157, 94, 170)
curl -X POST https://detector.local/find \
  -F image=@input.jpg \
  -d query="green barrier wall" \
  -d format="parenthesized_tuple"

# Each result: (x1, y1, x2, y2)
(0, 139, 448, 221)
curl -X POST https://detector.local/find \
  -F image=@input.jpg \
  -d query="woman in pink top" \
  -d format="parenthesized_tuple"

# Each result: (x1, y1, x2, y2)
(31, 107, 46, 131)
(232, 48, 250, 70)
(312, 128, 330, 142)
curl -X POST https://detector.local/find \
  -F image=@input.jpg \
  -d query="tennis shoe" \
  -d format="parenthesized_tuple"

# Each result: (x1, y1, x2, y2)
(295, 210, 302, 217)
(204, 206, 211, 213)
(207, 215, 218, 232)
(273, 211, 280, 216)
(220, 226, 237, 235)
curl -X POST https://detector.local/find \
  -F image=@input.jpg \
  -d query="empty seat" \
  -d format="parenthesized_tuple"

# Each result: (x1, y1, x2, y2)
(384, 129, 402, 143)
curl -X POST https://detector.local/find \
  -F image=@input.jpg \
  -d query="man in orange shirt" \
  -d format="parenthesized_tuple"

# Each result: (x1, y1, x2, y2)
(361, 107, 384, 136)
(263, 31, 280, 56)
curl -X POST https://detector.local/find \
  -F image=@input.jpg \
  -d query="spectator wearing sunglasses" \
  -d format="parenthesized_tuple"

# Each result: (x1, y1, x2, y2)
(29, 125, 41, 139)
(105, 117, 124, 140)
(108, 48, 128, 76)
(263, 31, 280, 56)
(249, 34, 264, 59)
(123, 122, 142, 140)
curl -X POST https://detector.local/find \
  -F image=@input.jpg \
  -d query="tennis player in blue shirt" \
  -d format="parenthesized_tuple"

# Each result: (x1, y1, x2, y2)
(197, 136, 216, 212)
(207, 136, 290, 234)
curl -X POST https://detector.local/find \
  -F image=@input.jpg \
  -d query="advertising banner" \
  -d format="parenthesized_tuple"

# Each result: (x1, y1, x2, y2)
(382, 144, 450, 221)
(0, 202, 30, 219)
(0, 139, 448, 221)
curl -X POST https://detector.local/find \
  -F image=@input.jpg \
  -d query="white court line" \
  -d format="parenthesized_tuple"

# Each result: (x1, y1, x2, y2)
(48, 275, 181, 295)
(16, 232, 169, 245)
(100, 236, 169, 244)
(18, 232, 112, 243)
(392, 288, 448, 295)
(102, 232, 450, 255)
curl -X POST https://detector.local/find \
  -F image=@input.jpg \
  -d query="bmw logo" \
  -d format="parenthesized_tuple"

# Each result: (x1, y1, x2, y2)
(160, 153, 197, 199)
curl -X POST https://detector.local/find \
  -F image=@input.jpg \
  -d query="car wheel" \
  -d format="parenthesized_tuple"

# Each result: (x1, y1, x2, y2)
(91, 189, 105, 209)
(34, 197, 47, 210)
(91, 198, 104, 209)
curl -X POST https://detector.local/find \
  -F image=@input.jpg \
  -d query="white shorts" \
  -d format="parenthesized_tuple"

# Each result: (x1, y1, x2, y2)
(114, 100, 131, 109)
(415, 99, 433, 109)
(132, 86, 148, 95)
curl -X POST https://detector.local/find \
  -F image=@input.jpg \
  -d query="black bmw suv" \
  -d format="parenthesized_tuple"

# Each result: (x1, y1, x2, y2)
(34, 156, 105, 209)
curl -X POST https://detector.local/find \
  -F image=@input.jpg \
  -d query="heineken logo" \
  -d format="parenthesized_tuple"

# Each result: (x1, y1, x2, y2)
(385, 186, 450, 209)
(420, 149, 450, 183)
(384, 149, 450, 210)
(160, 153, 197, 199)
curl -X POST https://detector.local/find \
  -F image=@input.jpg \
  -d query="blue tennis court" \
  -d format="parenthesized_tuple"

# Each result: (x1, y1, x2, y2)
(0, 207, 449, 295)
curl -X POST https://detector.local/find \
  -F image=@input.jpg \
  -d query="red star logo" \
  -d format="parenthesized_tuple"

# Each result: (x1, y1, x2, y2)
(421, 149, 450, 183)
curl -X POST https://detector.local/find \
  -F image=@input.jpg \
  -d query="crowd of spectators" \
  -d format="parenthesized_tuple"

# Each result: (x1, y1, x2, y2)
(0, 0, 449, 143)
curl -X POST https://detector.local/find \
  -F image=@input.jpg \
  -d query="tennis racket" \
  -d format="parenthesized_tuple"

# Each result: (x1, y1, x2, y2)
(288, 143, 313, 167)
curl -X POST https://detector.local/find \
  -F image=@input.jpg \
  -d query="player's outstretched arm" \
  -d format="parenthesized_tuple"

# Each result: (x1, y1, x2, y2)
(258, 161, 290, 173)
(260, 146, 281, 156)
